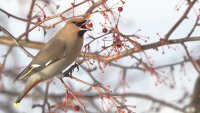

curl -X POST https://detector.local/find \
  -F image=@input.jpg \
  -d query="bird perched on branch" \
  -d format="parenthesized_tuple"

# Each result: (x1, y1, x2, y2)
(14, 17, 91, 105)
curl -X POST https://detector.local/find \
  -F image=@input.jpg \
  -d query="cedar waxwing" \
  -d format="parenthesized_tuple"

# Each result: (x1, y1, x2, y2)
(14, 17, 91, 105)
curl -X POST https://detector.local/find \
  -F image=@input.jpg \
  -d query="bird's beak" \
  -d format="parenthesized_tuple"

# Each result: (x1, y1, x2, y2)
(80, 20, 92, 31)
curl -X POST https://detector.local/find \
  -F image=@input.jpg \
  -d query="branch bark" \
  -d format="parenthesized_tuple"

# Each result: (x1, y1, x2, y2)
(1, 36, 200, 63)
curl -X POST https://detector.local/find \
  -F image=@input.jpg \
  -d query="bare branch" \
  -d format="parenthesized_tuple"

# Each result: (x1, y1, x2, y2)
(182, 43, 200, 74)
(187, 16, 200, 37)
(24, 0, 36, 41)
(1, 36, 200, 62)
(0, 8, 37, 25)
(0, 90, 186, 113)
(165, 0, 197, 40)
(85, 0, 106, 14)
(0, 26, 34, 58)
(59, 78, 87, 113)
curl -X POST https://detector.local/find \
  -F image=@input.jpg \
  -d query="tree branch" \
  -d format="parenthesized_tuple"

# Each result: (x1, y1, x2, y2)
(24, 0, 36, 41)
(165, 0, 197, 40)
(0, 27, 34, 58)
(0, 90, 186, 113)
(1, 36, 200, 63)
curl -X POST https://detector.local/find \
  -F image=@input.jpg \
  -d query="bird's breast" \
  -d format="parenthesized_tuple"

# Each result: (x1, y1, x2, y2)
(37, 37, 83, 80)
(66, 37, 83, 55)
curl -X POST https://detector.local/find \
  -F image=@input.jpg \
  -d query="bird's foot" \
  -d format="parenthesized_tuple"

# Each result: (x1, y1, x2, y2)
(63, 63, 79, 78)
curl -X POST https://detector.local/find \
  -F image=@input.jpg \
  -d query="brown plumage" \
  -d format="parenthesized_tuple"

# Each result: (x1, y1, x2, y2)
(14, 17, 91, 104)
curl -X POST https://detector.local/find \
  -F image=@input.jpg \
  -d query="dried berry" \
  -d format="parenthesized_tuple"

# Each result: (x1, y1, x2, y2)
(102, 28, 108, 33)
(87, 23, 93, 28)
(118, 7, 123, 12)
(71, 105, 80, 111)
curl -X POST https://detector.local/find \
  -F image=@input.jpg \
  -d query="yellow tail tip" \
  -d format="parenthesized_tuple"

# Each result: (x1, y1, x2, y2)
(14, 102, 20, 107)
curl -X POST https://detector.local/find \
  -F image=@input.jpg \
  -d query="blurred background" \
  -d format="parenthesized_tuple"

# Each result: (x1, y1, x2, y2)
(0, 0, 200, 113)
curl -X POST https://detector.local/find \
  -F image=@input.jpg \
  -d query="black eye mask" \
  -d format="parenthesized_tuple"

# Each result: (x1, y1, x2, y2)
(72, 20, 87, 27)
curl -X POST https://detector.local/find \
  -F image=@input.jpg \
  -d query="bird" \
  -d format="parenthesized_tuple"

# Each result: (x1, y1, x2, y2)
(14, 17, 91, 105)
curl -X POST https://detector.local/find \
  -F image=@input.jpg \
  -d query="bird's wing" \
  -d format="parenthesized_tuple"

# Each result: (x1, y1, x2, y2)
(15, 38, 67, 81)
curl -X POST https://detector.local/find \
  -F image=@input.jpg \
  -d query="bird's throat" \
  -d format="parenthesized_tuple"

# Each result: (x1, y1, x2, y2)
(78, 30, 87, 37)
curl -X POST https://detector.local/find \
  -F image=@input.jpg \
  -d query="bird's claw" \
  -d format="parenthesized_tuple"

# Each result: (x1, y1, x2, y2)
(63, 63, 79, 78)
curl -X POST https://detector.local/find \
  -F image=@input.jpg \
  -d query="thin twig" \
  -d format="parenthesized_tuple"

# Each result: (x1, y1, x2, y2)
(85, 0, 106, 14)
(182, 43, 200, 74)
(24, 0, 36, 41)
(0, 46, 13, 77)
(0, 26, 34, 58)
(59, 78, 87, 113)
(0, 8, 38, 25)
(42, 81, 51, 113)
(165, 0, 197, 40)
(17, 0, 89, 41)
(187, 15, 200, 37)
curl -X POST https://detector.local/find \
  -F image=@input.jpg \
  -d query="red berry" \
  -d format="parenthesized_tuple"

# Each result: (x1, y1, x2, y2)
(65, 93, 72, 99)
(116, 44, 122, 48)
(71, 105, 80, 111)
(36, 17, 41, 23)
(113, 40, 122, 48)
(87, 23, 93, 28)
(102, 28, 108, 33)
(118, 7, 123, 12)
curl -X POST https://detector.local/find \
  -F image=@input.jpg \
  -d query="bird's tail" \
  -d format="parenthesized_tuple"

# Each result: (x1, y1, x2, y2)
(15, 76, 41, 104)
